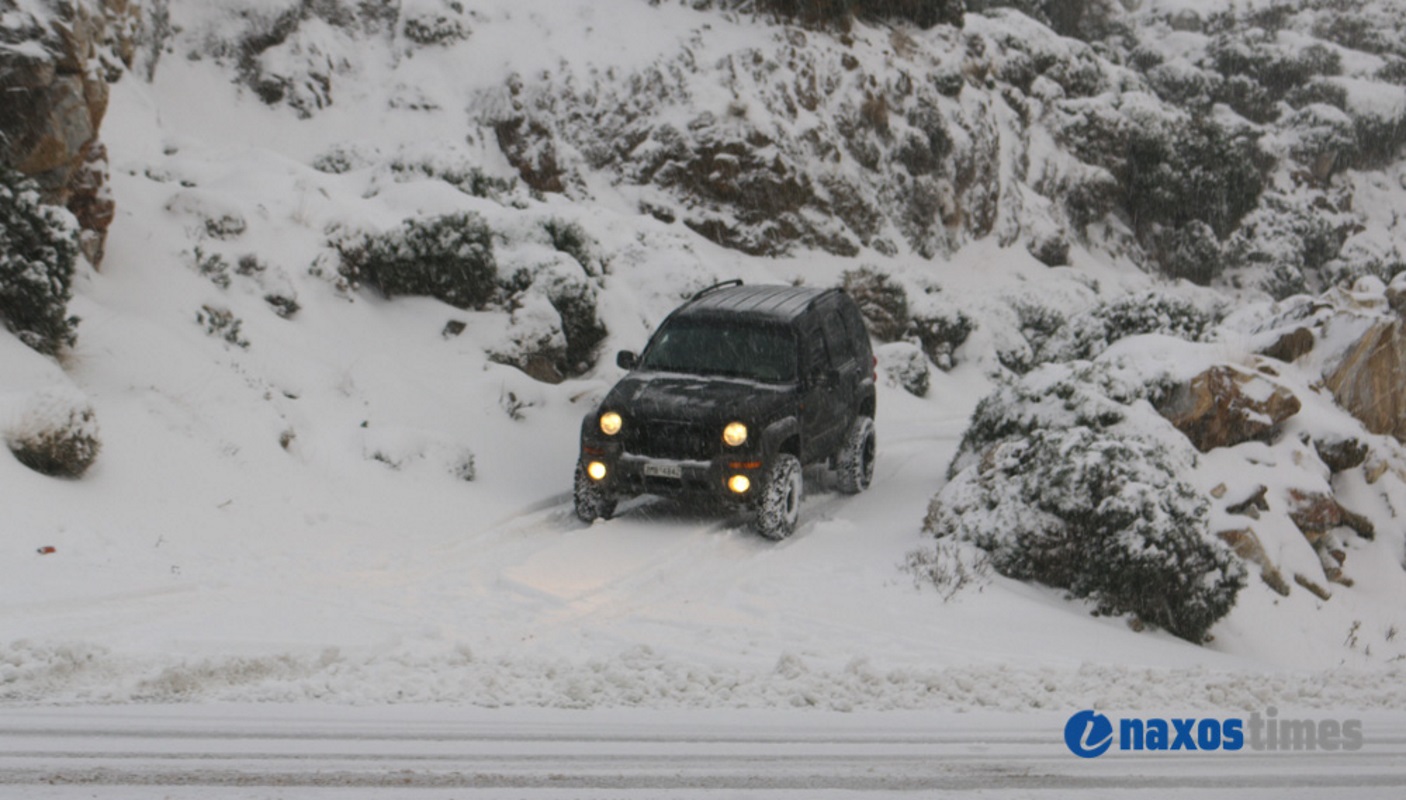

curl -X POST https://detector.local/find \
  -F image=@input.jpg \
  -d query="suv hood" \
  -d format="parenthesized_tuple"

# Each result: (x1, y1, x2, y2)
(603, 372, 794, 425)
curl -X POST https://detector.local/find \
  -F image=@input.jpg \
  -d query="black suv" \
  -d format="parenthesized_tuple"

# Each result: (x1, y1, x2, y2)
(574, 280, 877, 539)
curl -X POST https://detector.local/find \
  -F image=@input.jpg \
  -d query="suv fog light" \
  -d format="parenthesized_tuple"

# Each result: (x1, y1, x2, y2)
(587, 461, 608, 481)
(728, 474, 751, 494)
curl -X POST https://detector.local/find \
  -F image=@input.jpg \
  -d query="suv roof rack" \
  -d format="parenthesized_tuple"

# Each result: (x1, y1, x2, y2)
(689, 279, 744, 301)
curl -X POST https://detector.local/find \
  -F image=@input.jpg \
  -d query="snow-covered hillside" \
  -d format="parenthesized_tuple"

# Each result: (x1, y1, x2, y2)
(4, 0, 1406, 711)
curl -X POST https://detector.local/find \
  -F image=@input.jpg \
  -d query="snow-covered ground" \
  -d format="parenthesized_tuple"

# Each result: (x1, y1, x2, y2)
(5, 0, 1406, 741)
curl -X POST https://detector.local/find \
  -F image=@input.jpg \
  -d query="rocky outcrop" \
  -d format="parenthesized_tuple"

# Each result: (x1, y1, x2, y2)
(1157, 365, 1301, 453)
(0, 0, 140, 266)
(1325, 316, 1406, 443)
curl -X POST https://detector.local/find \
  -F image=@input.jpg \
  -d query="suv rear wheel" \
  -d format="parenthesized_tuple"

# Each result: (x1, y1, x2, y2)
(573, 463, 617, 523)
(755, 454, 802, 540)
(836, 415, 876, 494)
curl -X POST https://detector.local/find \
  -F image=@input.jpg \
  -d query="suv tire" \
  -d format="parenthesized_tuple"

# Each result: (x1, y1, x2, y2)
(755, 454, 802, 540)
(836, 415, 876, 495)
(573, 463, 617, 523)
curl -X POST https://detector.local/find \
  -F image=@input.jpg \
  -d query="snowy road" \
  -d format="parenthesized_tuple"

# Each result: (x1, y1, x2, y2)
(4, 706, 1406, 798)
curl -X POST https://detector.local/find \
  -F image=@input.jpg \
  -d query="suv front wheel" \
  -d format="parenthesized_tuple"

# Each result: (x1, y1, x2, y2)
(755, 454, 803, 540)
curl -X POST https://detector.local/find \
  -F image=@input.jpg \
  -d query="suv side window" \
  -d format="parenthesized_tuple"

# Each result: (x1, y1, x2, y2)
(803, 320, 829, 381)
(820, 310, 855, 368)
(838, 299, 871, 359)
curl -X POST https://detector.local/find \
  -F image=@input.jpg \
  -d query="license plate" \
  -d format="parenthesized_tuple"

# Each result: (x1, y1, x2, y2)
(644, 462, 683, 480)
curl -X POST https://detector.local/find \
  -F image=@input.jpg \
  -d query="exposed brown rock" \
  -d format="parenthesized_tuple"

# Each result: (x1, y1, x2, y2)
(1294, 572, 1332, 601)
(0, 0, 140, 267)
(1286, 489, 1375, 541)
(1339, 507, 1376, 541)
(1365, 458, 1391, 484)
(68, 142, 115, 265)
(1287, 489, 1342, 542)
(1217, 528, 1290, 596)
(1326, 319, 1406, 443)
(1313, 436, 1369, 473)
(1158, 366, 1301, 452)
(1225, 484, 1269, 518)
(1261, 327, 1314, 363)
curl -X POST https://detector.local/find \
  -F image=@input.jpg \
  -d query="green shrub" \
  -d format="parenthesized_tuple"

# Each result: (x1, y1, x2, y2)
(337, 212, 498, 309)
(752, 0, 965, 29)
(403, 0, 470, 46)
(1349, 111, 1406, 170)
(5, 392, 101, 478)
(927, 364, 1245, 642)
(910, 305, 973, 370)
(0, 169, 80, 357)
(1209, 35, 1341, 114)
(1040, 290, 1218, 364)
(842, 266, 910, 341)
(542, 219, 597, 275)
(548, 278, 608, 376)
(1125, 117, 1264, 243)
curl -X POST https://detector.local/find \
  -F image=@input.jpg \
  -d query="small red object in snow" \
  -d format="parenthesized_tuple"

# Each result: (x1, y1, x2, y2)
(37, 546, 56, 555)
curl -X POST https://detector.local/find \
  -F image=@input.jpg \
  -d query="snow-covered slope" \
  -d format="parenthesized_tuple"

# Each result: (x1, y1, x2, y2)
(4, 0, 1406, 710)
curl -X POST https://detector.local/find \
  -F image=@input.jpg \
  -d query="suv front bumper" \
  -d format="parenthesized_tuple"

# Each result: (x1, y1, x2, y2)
(579, 447, 765, 506)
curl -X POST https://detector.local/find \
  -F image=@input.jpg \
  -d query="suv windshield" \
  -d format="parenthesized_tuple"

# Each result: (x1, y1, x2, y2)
(639, 319, 798, 383)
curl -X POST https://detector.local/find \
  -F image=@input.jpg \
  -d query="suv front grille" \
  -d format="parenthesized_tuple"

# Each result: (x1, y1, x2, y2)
(629, 420, 714, 461)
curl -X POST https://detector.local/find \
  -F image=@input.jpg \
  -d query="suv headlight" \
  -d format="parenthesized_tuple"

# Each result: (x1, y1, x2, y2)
(722, 421, 748, 447)
(600, 411, 622, 436)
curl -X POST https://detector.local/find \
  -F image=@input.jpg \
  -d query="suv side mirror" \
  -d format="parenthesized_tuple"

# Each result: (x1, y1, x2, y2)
(617, 350, 638, 370)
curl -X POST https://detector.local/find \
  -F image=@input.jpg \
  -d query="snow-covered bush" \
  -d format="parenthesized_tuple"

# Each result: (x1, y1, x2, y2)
(995, 297, 1066, 374)
(196, 304, 250, 349)
(489, 291, 570, 383)
(385, 157, 515, 200)
(336, 212, 498, 310)
(750, 0, 965, 29)
(1349, 109, 1406, 170)
(402, 0, 470, 46)
(1323, 240, 1406, 288)
(1155, 220, 1225, 286)
(876, 341, 929, 397)
(545, 276, 607, 376)
(910, 302, 973, 371)
(1127, 119, 1265, 262)
(542, 219, 598, 276)
(840, 268, 971, 368)
(1056, 101, 1265, 283)
(971, 0, 1126, 42)
(1039, 291, 1219, 365)
(842, 266, 909, 342)
(926, 363, 1245, 642)
(1207, 33, 1341, 123)
(495, 257, 607, 380)
(0, 169, 81, 357)
(5, 390, 101, 478)
(203, 0, 402, 117)
(1228, 195, 1352, 297)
